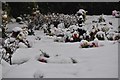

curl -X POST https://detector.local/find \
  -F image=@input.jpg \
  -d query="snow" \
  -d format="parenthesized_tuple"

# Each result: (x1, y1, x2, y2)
(17, 17, 22, 20)
(2, 14, 7, 19)
(69, 25, 79, 31)
(0, 28, 2, 32)
(57, 23, 65, 29)
(6, 23, 27, 32)
(1, 15, 119, 78)
(0, 64, 2, 80)
(12, 27, 22, 32)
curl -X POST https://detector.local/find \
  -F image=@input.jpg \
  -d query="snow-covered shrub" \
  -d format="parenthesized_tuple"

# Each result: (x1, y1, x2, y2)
(101, 26, 110, 33)
(107, 31, 115, 40)
(114, 33, 120, 40)
(68, 25, 79, 32)
(42, 24, 48, 33)
(0, 48, 6, 63)
(90, 38, 99, 47)
(79, 40, 89, 48)
(95, 31, 106, 40)
(57, 22, 65, 29)
(16, 17, 22, 23)
(107, 32, 120, 40)
(83, 32, 91, 41)
(79, 39, 99, 48)
(71, 31, 80, 42)
(98, 14, 106, 23)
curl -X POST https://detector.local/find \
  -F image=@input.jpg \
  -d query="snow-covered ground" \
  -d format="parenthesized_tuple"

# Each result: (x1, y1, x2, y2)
(1, 15, 119, 78)
(0, 64, 2, 79)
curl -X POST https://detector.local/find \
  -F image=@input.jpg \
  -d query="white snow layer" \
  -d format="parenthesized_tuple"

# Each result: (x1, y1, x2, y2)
(1, 15, 119, 78)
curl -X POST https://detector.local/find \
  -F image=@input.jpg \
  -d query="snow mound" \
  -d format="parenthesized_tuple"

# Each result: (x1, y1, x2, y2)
(39, 56, 77, 64)
(33, 70, 44, 78)
(18, 42, 28, 48)
(12, 48, 41, 64)
(1, 60, 10, 68)
(12, 27, 22, 32)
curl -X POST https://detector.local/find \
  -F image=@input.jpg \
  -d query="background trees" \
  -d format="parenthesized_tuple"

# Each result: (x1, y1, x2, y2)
(2, 2, 120, 18)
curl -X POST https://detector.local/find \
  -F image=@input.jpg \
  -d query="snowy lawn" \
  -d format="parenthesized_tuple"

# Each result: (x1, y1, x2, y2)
(1, 15, 119, 78)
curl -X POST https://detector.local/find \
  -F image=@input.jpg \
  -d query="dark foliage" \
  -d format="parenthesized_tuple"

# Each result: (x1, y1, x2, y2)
(2, 2, 120, 18)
